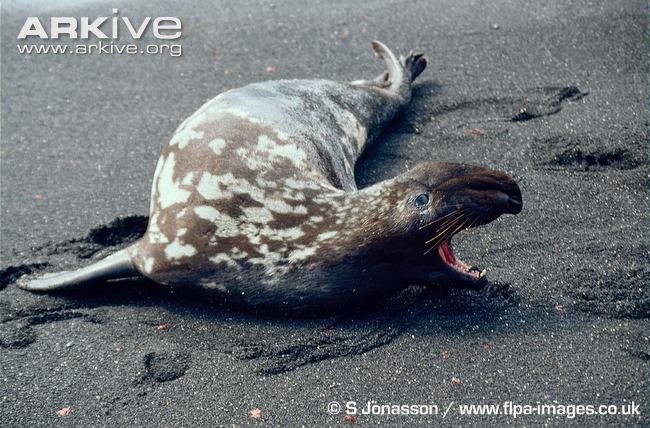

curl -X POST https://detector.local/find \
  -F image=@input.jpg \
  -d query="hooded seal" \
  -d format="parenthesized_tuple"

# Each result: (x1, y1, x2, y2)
(19, 41, 522, 316)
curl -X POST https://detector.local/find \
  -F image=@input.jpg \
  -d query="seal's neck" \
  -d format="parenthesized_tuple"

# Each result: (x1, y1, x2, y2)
(320, 178, 412, 245)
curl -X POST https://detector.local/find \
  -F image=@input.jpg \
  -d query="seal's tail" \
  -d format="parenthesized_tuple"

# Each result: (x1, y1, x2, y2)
(17, 248, 142, 292)
(370, 40, 427, 96)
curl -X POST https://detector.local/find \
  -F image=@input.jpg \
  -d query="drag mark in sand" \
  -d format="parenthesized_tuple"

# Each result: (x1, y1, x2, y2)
(536, 133, 645, 171)
(0, 307, 104, 349)
(395, 85, 589, 136)
(229, 326, 407, 376)
(2, 215, 148, 263)
(510, 86, 587, 122)
(138, 351, 192, 383)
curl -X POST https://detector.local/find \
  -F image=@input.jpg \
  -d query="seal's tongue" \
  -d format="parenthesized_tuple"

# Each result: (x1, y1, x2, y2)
(439, 241, 457, 264)
(437, 240, 485, 280)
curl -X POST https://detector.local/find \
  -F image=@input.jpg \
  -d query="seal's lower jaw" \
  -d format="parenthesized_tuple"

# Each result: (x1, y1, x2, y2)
(435, 240, 488, 289)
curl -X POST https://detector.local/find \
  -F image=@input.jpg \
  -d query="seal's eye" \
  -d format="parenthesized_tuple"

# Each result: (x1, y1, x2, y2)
(414, 193, 429, 207)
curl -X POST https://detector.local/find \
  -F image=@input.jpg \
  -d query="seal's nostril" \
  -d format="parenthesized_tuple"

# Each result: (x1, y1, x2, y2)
(495, 191, 522, 214)
(504, 183, 523, 213)
(507, 195, 523, 214)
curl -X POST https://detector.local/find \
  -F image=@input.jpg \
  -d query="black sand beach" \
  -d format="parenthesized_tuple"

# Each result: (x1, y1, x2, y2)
(1, 0, 647, 425)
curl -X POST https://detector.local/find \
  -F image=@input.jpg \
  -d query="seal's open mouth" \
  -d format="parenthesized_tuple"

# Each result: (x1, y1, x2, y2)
(437, 240, 486, 282)
(421, 213, 496, 288)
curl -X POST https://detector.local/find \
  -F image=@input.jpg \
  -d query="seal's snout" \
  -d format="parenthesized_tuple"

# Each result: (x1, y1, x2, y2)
(486, 173, 523, 215)
(499, 174, 523, 215)
(461, 168, 523, 217)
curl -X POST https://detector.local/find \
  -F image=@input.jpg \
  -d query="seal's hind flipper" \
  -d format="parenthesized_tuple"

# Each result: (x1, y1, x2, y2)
(353, 41, 427, 97)
(374, 70, 390, 85)
(371, 40, 404, 90)
(401, 51, 427, 83)
(17, 248, 141, 292)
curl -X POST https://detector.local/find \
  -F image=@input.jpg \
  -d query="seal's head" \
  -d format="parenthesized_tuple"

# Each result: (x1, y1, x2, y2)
(360, 161, 522, 289)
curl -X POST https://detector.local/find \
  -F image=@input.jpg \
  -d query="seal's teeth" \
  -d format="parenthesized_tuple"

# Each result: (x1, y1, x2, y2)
(479, 269, 487, 278)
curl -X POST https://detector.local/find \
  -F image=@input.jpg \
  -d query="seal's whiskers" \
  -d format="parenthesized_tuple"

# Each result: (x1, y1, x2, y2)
(425, 213, 465, 245)
(418, 205, 464, 230)
(423, 215, 466, 254)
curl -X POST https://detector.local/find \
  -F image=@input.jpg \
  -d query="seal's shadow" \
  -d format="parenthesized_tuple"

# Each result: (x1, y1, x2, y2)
(3, 222, 521, 376)
(3, 273, 521, 376)
(356, 80, 442, 188)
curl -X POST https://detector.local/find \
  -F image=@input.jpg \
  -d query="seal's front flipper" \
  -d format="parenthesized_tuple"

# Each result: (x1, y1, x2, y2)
(17, 248, 142, 292)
